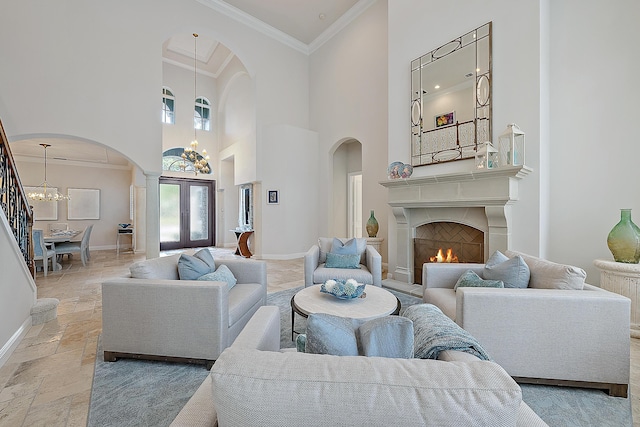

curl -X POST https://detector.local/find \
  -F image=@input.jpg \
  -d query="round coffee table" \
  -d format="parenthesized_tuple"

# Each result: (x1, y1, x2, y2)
(290, 285, 401, 339)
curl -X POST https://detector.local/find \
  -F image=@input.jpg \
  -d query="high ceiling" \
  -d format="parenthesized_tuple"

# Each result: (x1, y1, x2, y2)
(10, 0, 367, 167)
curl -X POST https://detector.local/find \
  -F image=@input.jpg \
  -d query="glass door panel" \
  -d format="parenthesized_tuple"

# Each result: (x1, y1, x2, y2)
(159, 178, 215, 251)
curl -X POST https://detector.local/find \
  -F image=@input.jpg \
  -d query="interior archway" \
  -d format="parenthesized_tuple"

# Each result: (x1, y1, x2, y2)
(331, 138, 362, 238)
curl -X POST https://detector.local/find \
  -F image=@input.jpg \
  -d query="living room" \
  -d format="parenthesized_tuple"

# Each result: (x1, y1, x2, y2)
(0, 0, 639, 425)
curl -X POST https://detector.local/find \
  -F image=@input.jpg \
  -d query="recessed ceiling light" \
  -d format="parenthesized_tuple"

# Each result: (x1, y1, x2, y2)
(319, 13, 325, 20)
(434, 85, 440, 89)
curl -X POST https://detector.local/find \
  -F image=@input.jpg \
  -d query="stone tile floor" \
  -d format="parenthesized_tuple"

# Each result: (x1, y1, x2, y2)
(0, 248, 637, 426)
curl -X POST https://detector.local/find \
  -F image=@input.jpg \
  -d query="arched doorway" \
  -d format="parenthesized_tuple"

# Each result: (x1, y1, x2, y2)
(331, 138, 362, 238)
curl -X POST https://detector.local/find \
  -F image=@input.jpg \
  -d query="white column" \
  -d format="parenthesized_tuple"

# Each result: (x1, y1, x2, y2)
(391, 207, 412, 283)
(144, 172, 161, 259)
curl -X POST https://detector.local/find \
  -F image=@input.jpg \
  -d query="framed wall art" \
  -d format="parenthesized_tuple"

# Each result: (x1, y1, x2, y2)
(267, 190, 279, 205)
(435, 111, 456, 128)
(24, 186, 58, 220)
(67, 188, 100, 220)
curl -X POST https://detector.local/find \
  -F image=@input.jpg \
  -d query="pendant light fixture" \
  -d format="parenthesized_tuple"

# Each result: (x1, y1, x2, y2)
(27, 143, 70, 202)
(181, 33, 210, 175)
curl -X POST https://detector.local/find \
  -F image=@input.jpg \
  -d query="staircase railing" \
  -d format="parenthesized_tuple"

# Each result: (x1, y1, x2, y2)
(0, 119, 34, 276)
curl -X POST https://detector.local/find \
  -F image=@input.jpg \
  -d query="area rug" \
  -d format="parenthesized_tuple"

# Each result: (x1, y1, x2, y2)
(88, 286, 632, 426)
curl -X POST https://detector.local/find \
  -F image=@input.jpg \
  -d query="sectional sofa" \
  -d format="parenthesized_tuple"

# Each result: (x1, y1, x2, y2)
(171, 306, 548, 426)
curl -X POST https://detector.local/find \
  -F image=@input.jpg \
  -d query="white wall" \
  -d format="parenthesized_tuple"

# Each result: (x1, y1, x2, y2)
(388, 0, 545, 277)
(548, 0, 640, 283)
(309, 0, 389, 259)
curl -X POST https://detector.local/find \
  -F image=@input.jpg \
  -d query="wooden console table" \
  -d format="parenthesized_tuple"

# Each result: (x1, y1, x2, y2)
(232, 229, 253, 258)
(594, 259, 640, 338)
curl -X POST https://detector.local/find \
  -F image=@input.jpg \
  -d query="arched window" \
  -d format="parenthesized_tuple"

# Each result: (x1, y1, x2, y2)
(162, 87, 175, 124)
(194, 97, 210, 131)
(162, 148, 211, 174)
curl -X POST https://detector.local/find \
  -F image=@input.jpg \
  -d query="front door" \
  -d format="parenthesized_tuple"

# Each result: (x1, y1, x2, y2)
(159, 177, 215, 251)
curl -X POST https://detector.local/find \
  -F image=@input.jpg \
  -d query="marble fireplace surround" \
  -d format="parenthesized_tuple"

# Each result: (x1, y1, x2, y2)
(380, 165, 532, 284)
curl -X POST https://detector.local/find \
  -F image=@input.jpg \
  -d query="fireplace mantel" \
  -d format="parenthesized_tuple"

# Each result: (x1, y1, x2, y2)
(380, 165, 532, 284)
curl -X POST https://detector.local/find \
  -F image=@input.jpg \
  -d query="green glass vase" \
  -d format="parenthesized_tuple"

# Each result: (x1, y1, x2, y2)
(366, 210, 379, 238)
(607, 209, 640, 263)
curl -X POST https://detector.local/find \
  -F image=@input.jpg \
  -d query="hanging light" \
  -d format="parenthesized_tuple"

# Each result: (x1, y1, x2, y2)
(27, 143, 70, 202)
(182, 33, 210, 175)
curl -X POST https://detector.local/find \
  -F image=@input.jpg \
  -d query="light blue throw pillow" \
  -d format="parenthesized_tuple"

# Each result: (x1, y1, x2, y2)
(178, 249, 216, 280)
(483, 250, 530, 288)
(197, 264, 237, 290)
(454, 270, 504, 290)
(324, 252, 361, 269)
(305, 314, 359, 356)
(358, 316, 414, 359)
(331, 237, 358, 255)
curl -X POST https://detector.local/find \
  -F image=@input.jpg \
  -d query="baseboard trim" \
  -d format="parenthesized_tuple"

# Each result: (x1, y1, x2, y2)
(0, 316, 32, 368)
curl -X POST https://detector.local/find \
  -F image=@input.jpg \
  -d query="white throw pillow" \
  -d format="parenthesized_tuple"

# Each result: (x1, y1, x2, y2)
(505, 250, 586, 290)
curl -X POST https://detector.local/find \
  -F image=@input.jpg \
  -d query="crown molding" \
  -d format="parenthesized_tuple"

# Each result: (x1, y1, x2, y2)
(196, 0, 310, 54)
(308, 0, 377, 54)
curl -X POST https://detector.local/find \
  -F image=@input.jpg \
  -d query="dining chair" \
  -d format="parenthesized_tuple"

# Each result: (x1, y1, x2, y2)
(55, 225, 93, 266)
(33, 229, 56, 276)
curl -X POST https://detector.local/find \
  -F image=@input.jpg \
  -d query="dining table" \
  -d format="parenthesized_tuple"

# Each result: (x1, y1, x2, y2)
(43, 230, 82, 270)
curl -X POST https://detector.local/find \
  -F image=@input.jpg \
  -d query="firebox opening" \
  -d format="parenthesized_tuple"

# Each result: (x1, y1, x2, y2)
(414, 222, 484, 285)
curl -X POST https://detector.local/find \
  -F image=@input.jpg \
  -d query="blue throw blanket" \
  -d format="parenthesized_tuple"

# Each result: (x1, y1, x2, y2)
(403, 304, 492, 361)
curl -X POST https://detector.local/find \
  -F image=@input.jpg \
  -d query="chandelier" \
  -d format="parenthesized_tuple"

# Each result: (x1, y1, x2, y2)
(27, 143, 70, 202)
(182, 33, 210, 175)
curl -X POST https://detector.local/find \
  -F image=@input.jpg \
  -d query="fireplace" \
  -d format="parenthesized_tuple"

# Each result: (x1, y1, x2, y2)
(414, 222, 484, 284)
(380, 166, 531, 284)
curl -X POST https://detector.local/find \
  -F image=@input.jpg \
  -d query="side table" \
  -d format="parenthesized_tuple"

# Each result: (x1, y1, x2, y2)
(232, 229, 253, 258)
(117, 227, 135, 255)
(594, 259, 640, 338)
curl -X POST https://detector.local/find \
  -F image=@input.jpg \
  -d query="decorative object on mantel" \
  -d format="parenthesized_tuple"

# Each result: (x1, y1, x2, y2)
(474, 141, 499, 170)
(366, 210, 379, 238)
(27, 144, 70, 202)
(388, 162, 413, 179)
(498, 123, 525, 167)
(321, 279, 366, 300)
(607, 209, 640, 263)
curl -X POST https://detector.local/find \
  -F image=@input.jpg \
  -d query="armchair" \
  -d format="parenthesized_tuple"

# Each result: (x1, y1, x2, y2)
(101, 253, 267, 368)
(55, 224, 92, 266)
(304, 237, 382, 287)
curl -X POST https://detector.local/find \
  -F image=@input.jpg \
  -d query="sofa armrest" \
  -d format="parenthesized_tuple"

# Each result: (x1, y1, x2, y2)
(423, 263, 485, 289)
(101, 278, 229, 360)
(304, 245, 320, 287)
(365, 245, 382, 286)
(231, 306, 281, 352)
(216, 258, 267, 290)
(455, 286, 631, 385)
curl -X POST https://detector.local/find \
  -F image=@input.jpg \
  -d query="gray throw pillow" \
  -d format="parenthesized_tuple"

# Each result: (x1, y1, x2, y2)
(483, 251, 530, 288)
(325, 252, 361, 269)
(197, 264, 237, 290)
(454, 270, 504, 290)
(305, 314, 359, 356)
(178, 249, 216, 280)
(358, 316, 414, 358)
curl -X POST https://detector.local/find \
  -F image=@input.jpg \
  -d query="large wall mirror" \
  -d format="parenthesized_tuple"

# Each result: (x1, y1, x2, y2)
(238, 184, 253, 230)
(411, 22, 492, 166)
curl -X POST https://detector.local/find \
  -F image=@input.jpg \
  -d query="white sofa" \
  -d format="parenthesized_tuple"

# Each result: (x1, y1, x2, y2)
(101, 253, 267, 368)
(304, 237, 382, 287)
(171, 306, 548, 427)
(423, 250, 631, 397)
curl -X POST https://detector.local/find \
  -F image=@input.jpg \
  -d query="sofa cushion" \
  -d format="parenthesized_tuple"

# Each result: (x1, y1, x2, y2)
(506, 250, 586, 290)
(198, 264, 237, 290)
(129, 254, 181, 280)
(178, 249, 216, 280)
(324, 252, 361, 269)
(454, 270, 504, 290)
(483, 251, 530, 288)
(313, 264, 373, 285)
(305, 313, 359, 356)
(211, 347, 522, 426)
(319, 237, 367, 264)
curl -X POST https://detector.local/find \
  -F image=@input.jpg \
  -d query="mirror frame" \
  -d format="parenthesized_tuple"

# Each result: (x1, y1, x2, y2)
(411, 22, 492, 167)
(238, 183, 253, 230)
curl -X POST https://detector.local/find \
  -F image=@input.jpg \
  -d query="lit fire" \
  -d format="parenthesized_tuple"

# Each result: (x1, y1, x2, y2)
(430, 248, 459, 263)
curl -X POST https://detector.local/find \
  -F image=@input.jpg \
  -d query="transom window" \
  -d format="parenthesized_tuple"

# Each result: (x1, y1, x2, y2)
(162, 87, 175, 124)
(194, 97, 210, 131)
